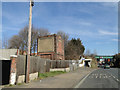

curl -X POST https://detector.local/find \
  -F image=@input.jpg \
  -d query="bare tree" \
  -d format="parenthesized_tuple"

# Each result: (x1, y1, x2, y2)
(57, 31, 69, 47)
(32, 28, 50, 54)
(31, 27, 39, 54)
(8, 26, 51, 55)
(85, 49, 91, 56)
(38, 28, 50, 37)
(93, 49, 97, 56)
(8, 35, 22, 49)
(19, 26, 28, 52)
(3, 35, 9, 49)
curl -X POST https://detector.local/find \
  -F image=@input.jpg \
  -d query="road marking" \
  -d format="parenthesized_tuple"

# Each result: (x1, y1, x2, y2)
(106, 76, 108, 78)
(103, 76, 106, 78)
(89, 76, 93, 78)
(95, 74, 98, 76)
(116, 79, 119, 82)
(113, 76, 115, 78)
(105, 70, 119, 82)
(74, 69, 96, 88)
(96, 76, 98, 78)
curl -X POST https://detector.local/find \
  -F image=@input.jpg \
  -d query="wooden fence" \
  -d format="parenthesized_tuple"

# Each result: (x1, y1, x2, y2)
(16, 55, 79, 77)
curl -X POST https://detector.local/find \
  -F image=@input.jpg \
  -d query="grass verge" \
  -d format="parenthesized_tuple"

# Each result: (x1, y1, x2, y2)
(38, 71, 66, 79)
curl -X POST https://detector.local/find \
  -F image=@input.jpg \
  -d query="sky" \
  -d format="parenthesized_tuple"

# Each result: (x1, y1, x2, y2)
(2, 2, 118, 55)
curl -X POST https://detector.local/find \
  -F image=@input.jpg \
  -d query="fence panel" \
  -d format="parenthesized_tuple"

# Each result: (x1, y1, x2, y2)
(30, 56, 38, 73)
(16, 55, 26, 76)
(16, 55, 79, 75)
(46, 60, 50, 72)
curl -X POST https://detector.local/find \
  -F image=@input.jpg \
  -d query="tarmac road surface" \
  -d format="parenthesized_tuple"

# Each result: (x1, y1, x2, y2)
(75, 68, 120, 88)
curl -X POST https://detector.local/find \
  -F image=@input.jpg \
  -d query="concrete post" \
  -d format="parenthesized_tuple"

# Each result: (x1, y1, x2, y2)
(9, 55, 17, 85)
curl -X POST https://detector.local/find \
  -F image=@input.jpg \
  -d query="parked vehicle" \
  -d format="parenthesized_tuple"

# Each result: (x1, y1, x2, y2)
(98, 64, 104, 68)
(104, 64, 110, 69)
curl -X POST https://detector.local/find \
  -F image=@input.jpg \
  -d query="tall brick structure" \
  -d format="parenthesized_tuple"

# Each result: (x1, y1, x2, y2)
(37, 34, 64, 60)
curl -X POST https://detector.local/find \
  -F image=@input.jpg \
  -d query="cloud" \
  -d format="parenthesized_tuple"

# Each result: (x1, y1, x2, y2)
(99, 30, 118, 35)
(78, 22, 92, 26)
(101, 2, 118, 8)
(78, 8, 94, 15)
(46, 15, 93, 27)
(3, 27, 20, 31)
(3, 11, 28, 25)
(95, 41, 110, 45)
(112, 39, 120, 41)
(100, 2, 118, 12)
(60, 28, 100, 39)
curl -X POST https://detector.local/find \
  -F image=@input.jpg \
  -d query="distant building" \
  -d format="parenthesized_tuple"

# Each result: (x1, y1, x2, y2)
(37, 34, 64, 60)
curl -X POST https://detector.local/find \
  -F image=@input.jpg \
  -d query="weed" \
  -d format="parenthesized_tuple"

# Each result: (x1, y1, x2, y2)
(38, 71, 66, 79)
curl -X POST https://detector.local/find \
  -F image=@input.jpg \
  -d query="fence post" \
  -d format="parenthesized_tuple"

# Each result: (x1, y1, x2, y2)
(44, 61, 46, 72)
(9, 55, 17, 85)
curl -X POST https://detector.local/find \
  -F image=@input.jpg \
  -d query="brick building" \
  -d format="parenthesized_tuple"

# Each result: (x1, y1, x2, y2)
(37, 34, 64, 60)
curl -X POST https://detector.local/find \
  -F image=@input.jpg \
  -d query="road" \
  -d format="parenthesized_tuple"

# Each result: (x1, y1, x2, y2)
(75, 68, 120, 88)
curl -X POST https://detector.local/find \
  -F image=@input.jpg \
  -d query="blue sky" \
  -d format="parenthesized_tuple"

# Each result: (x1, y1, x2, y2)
(2, 2, 118, 55)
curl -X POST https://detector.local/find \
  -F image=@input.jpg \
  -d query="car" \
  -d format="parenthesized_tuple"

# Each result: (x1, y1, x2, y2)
(104, 64, 110, 69)
(99, 64, 104, 68)
(101, 65, 104, 68)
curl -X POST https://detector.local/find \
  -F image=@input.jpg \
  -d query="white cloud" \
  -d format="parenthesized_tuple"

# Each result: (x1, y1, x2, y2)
(99, 30, 118, 35)
(100, 2, 118, 12)
(78, 8, 94, 15)
(61, 28, 100, 38)
(78, 22, 92, 26)
(3, 11, 28, 25)
(101, 2, 118, 8)
(112, 39, 120, 41)
(3, 27, 20, 31)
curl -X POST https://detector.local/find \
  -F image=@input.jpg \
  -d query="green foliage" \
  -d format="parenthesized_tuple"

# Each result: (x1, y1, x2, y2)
(17, 83, 23, 85)
(113, 53, 120, 67)
(9, 84, 14, 86)
(65, 38, 85, 60)
(38, 71, 66, 79)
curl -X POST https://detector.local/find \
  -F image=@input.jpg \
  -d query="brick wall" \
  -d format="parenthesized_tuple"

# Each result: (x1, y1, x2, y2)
(9, 55, 17, 85)
(56, 35, 64, 60)
(37, 34, 65, 60)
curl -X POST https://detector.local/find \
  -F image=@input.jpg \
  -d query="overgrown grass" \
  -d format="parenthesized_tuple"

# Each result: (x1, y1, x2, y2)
(38, 71, 66, 79)
(9, 84, 14, 87)
(91, 59, 98, 68)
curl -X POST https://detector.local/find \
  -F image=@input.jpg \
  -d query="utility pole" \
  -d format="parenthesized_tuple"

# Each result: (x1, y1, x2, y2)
(26, 0, 34, 83)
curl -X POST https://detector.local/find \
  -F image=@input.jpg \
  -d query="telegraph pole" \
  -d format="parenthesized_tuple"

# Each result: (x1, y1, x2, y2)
(26, 0, 34, 83)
